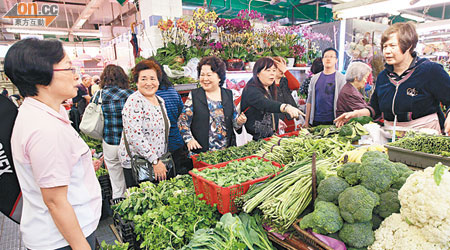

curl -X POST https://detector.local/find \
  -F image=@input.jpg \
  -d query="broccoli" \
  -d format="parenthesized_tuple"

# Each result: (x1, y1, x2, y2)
(339, 124, 355, 137)
(338, 185, 380, 223)
(373, 189, 400, 218)
(337, 163, 361, 186)
(390, 162, 414, 189)
(360, 151, 388, 163)
(338, 221, 375, 248)
(316, 176, 349, 205)
(299, 201, 344, 234)
(371, 213, 383, 230)
(326, 232, 341, 241)
(358, 157, 397, 194)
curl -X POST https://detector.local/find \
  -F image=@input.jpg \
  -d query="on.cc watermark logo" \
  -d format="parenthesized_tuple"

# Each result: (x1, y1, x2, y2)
(3, 3, 59, 27)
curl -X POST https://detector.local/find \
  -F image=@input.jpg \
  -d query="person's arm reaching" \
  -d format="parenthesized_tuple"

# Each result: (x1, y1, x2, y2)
(41, 186, 91, 250)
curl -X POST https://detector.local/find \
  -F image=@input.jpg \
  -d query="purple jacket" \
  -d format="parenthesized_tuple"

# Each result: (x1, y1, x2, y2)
(336, 82, 371, 117)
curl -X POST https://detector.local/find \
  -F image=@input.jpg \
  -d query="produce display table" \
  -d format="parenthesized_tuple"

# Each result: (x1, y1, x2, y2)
(385, 145, 450, 169)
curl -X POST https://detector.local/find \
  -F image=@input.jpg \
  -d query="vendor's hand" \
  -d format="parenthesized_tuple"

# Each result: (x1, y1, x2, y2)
(445, 116, 450, 135)
(279, 120, 287, 131)
(274, 58, 287, 73)
(334, 111, 358, 127)
(237, 112, 247, 126)
(187, 139, 202, 151)
(284, 105, 302, 119)
(303, 122, 309, 128)
(153, 160, 167, 181)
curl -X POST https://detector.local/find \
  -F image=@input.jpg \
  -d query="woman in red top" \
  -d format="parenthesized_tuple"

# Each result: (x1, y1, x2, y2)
(273, 57, 301, 131)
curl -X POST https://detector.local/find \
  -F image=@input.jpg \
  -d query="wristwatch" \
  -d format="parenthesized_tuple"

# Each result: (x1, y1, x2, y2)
(152, 158, 159, 165)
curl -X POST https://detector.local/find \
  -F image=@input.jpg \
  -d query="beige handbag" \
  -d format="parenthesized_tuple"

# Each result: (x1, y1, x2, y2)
(80, 90, 104, 140)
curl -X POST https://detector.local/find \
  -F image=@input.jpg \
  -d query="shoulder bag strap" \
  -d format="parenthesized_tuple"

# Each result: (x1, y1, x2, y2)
(157, 98, 170, 152)
(122, 131, 134, 160)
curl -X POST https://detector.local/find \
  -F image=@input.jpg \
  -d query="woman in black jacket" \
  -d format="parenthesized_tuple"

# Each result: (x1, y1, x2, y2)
(241, 57, 303, 140)
(178, 56, 247, 154)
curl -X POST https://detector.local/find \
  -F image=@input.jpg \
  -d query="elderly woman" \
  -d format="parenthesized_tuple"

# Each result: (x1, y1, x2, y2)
(96, 65, 133, 198)
(241, 57, 303, 140)
(119, 60, 172, 182)
(178, 56, 247, 154)
(6, 38, 101, 249)
(336, 62, 372, 117)
(335, 22, 450, 135)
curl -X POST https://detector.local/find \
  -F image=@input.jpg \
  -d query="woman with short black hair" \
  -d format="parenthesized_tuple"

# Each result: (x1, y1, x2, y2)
(178, 55, 247, 153)
(335, 22, 450, 135)
(241, 57, 303, 140)
(5, 38, 101, 250)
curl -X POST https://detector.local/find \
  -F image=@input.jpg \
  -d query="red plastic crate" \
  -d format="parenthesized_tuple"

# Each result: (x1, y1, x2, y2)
(189, 155, 282, 214)
(191, 154, 211, 169)
(279, 130, 300, 138)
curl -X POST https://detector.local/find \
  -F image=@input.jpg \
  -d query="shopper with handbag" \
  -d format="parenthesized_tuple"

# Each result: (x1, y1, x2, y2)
(118, 60, 174, 184)
(96, 65, 133, 198)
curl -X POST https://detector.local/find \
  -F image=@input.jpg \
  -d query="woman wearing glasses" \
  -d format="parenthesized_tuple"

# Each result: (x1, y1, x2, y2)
(178, 56, 247, 154)
(335, 22, 450, 135)
(6, 39, 101, 250)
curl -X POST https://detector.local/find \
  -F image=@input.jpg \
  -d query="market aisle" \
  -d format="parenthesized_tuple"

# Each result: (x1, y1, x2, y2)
(0, 213, 117, 249)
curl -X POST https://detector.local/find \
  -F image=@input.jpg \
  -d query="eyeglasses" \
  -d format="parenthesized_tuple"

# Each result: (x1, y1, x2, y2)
(54, 67, 77, 74)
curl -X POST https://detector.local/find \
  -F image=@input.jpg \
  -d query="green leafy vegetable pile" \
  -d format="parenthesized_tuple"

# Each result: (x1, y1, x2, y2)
(111, 175, 220, 249)
(308, 121, 369, 142)
(192, 157, 279, 187)
(181, 213, 275, 250)
(80, 132, 102, 153)
(389, 132, 450, 157)
(95, 167, 108, 178)
(196, 140, 265, 165)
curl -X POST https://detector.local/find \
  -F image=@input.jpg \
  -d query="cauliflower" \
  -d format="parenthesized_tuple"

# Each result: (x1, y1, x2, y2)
(338, 185, 379, 223)
(316, 176, 349, 205)
(299, 201, 343, 234)
(368, 213, 449, 250)
(398, 165, 450, 245)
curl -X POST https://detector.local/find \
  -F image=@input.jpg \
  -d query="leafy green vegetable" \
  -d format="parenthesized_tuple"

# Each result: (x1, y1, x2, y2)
(182, 213, 275, 250)
(100, 240, 129, 250)
(111, 175, 221, 250)
(197, 140, 265, 165)
(192, 158, 279, 187)
(95, 167, 108, 178)
(434, 162, 449, 186)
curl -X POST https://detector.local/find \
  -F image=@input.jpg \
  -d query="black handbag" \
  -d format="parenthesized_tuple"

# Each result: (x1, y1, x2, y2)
(123, 98, 175, 183)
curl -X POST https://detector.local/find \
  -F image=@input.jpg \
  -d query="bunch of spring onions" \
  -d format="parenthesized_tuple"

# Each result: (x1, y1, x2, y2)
(242, 160, 335, 233)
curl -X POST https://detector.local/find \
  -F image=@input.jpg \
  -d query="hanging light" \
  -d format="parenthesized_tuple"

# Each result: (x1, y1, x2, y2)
(77, 39, 92, 61)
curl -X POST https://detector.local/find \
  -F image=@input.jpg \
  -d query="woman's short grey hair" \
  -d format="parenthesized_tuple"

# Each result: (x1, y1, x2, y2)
(346, 62, 372, 83)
